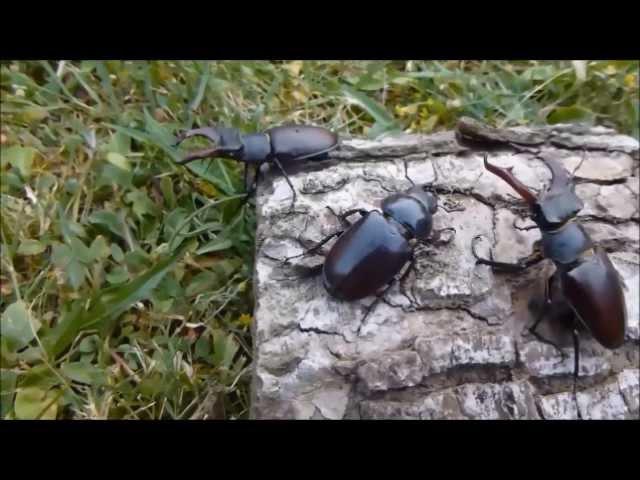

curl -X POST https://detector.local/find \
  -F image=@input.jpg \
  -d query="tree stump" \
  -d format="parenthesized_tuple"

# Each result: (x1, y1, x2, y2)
(250, 120, 639, 420)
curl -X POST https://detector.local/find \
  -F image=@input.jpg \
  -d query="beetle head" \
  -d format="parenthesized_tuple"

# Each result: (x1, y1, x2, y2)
(406, 185, 438, 214)
(483, 154, 583, 230)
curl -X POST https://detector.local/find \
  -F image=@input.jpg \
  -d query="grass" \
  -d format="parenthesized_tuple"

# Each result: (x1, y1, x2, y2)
(1, 60, 638, 419)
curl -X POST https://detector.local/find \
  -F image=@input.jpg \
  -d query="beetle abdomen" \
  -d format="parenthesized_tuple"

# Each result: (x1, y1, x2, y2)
(268, 125, 339, 163)
(561, 246, 627, 348)
(322, 211, 411, 301)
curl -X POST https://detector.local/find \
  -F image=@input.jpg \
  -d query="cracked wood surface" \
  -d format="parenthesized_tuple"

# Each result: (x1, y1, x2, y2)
(250, 119, 640, 420)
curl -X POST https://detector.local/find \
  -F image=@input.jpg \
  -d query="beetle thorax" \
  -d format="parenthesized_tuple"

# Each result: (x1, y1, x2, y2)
(381, 193, 433, 241)
(239, 133, 271, 164)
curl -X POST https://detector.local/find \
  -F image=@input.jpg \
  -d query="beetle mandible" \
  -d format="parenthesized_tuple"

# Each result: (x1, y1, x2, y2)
(280, 161, 458, 331)
(471, 153, 627, 392)
(174, 124, 339, 209)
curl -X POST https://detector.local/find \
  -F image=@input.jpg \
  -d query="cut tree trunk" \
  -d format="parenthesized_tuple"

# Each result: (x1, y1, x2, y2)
(250, 119, 639, 420)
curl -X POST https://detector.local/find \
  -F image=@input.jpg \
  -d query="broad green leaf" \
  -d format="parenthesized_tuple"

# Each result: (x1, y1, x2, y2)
(212, 330, 239, 370)
(96, 163, 134, 189)
(89, 236, 111, 260)
(160, 176, 176, 209)
(52, 243, 72, 268)
(14, 387, 59, 420)
(106, 266, 130, 284)
(64, 178, 80, 194)
(547, 106, 594, 124)
(18, 364, 61, 390)
(195, 238, 233, 255)
(106, 152, 131, 171)
(57, 207, 87, 241)
(185, 271, 219, 297)
(17, 239, 47, 256)
(2, 337, 17, 368)
(106, 131, 131, 156)
(1, 146, 36, 178)
(36, 172, 57, 193)
(17, 346, 45, 364)
(67, 260, 87, 290)
(522, 65, 555, 81)
(61, 361, 107, 385)
(89, 210, 125, 239)
(194, 336, 211, 360)
(106, 123, 180, 162)
(78, 335, 100, 353)
(44, 242, 192, 358)
(124, 249, 152, 272)
(110, 243, 125, 262)
(223, 334, 240, 369)
(125, 189, 158, 220)
(51, 241, 87, 288)
(144, 108, 175, 146)
(1, 301, 41, 352)
(70, 236, 93, 264)
(355, 73, 386, 91)
(1, 369, 18, 418)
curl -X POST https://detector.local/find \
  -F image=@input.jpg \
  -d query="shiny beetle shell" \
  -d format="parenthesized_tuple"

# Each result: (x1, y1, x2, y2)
(267, 125, 339, 162)
(322, 211, 412, 301)
(562, 246, 627, 348)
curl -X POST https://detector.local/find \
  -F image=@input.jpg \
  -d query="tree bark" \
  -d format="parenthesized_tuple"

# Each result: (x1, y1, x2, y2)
(250, 120, 639, 420)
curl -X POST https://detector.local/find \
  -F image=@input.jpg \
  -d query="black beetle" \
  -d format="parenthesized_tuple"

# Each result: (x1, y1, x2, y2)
(472, 153, 627, 392)
(281, 162, 457, 330)
(174, 124, 339, 209)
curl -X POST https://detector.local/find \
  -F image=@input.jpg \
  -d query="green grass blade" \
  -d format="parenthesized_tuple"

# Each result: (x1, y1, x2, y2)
(44, 242, 192, 358)
(340, 84, 397, 127)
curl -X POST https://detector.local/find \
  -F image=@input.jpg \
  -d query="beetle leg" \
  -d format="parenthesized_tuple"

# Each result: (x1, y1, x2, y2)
(528, 312, 569, 360)
(471, 235, 545, 272)
(244, 163, 262, 198)
(270, 156, 297, 211)
(243, 163, 249, 191)
(437, 203, 465, 213)
(513, 218, 538, 231)
(429, 227, 456, 246)
(570, 150, 587, 178)
(281, 230, 343, 264)
(572, 328, 580, 395)
(357, 256, 416, 335)
(525, 274, 570, 359)
(326, 207, 368, 229)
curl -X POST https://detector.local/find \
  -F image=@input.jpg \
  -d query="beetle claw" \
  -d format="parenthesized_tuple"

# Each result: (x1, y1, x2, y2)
(471, 235, 491, 263)
(174, 127, 223, 146)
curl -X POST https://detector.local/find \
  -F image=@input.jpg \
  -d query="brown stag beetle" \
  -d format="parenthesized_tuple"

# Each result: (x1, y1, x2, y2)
(173, 124, 339, 209)
(471, 153, 627, 393)
(278, 161, 459, 332)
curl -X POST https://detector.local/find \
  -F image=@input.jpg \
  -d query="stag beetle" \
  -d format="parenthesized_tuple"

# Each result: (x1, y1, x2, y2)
(280, 161, 458, 331)
(174, 124, 339, 209)
(472, 153, 627, 392)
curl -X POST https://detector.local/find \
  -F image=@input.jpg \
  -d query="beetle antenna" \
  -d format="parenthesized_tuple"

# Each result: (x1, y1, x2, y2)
(431, 157, 441, 186)
(572, 328, 580, 397)
(570, 150, 587, 179)
(403, 160, 416, 186)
